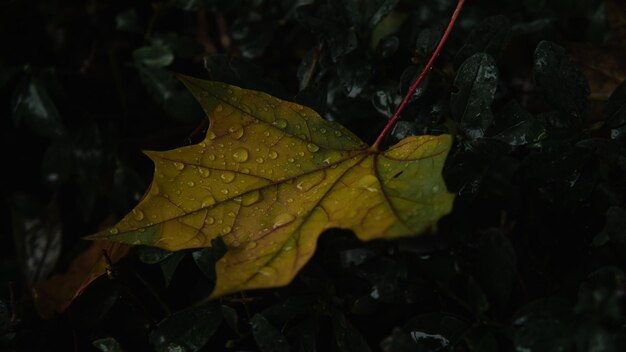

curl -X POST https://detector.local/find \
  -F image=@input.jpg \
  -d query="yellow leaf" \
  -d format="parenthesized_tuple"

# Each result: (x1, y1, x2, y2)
(90, 76, 454, 298)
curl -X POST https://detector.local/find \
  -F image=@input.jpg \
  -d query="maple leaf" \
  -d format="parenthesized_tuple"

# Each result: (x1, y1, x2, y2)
(90, 76, 454, 298)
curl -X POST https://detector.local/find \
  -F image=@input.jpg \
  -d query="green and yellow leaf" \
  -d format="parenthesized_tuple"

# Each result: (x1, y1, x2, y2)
(91, 76, 454, 298)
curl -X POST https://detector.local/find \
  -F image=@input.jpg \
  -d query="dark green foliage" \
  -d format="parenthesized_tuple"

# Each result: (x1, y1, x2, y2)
(2, 0, 625, 351)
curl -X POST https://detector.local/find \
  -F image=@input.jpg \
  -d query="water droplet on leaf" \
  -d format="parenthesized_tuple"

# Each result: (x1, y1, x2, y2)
(198, 167, 210, 178)
(221, 171, 236, 183)
(273, 213, 295, 228)
(232, 148, 249, 162)
(273, 119, 288, 129)
(202, 196, 216, 207)
(132, 209, 145, 221)
(306, 143, 320, 153)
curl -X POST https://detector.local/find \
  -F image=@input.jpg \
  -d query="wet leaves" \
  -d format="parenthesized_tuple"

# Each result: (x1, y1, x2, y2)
(533, 41, 590, 120)
(92, 77, 454, 298)
(451, 53, 499, 139)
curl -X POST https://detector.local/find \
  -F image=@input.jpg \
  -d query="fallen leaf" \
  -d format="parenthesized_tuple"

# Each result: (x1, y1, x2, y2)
(32, 240, 130, 318)
(91, 76, 454, 298)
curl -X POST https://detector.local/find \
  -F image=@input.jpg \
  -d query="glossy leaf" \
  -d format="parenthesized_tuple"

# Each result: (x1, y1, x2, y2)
(251, 314, 290, 352)
(92, 76, 454, 298)
(451, 53, 498, 139)
(533, 41, 590, 120)
(149, 303, 223, 352)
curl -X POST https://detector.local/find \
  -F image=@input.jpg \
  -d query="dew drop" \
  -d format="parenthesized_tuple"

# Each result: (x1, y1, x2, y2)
(220, 171, 236, 183)
(273, 213, 295, 228)
(334, 130, 342, 137)
(259, 266, 277, 276)
(222, 226, 232, 234)
(357, 175, 379, 193)
(202, 196, 216, 207)
(208, 131, 217, 140)
(241, 190, 262, 206)
(229, 126, 244, 140)
(232, 148, 249, 162)
(221, 189, 229, 195)
(187, 181, 195, 187)
(268, 150, 278, 160)
(306, 143, 320, 153)
(256, 157, 265, 164)
(245, 241, 258, 250)
(273, 119, 288, 129)
(198, 167, 211, 178)
(173, 162, 185, 170)
(288, 158, 295, 163)
(216, 104, 224, 112)
(241, 168, 251, 174)
(205, 216, 215, 225)
(208, 154, 216, 161)
(319, 128, 326, 134)
(109, 227, 119, 235)
(132, 209, 145, 221)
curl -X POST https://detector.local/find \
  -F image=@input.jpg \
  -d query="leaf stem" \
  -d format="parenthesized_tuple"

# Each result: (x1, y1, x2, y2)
(371, 0, 466, 150)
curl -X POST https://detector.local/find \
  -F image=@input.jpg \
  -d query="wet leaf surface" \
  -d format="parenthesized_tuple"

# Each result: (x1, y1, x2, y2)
(93, 77, 454, 298)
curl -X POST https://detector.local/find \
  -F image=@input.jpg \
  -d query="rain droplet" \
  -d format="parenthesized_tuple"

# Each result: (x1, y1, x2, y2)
(187, 181, 195, 187)
(334, 130, 342, 137)
(173, 162, 185, 170)
(273, 119, 288, 129)
(229, 126, 244, 140)
(268, 150, 278, 160)
(306, 143, 320, 153)
(258, 266, 277, 276)
(241, 190, 262, 206)
(109, 227, 119, 235)
(132, 209, 145, 221)
(220, 171, 236, 183)
(357, 175, 378, 193)
(198, 167, 210, 178)
(208, 131, 217, 140)
(202, 196, 216, 207)
(240, 168, 251, 174)
(256, 157, 264, 164)
(208, 154, 216, 161)
(216, 104, 224, 112)
(232, 148, 249, 162)
(273, 213, 295, 228)
(222, 226, 232, 234)
(319, 128, 326, 134)
(205, 216, 215, 224)
(245, 241, 258, 250)
(221, 189, 229, 195)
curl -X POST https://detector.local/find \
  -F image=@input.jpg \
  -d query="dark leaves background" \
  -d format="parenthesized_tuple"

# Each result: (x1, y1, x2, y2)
(1, 0, 625, 351)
